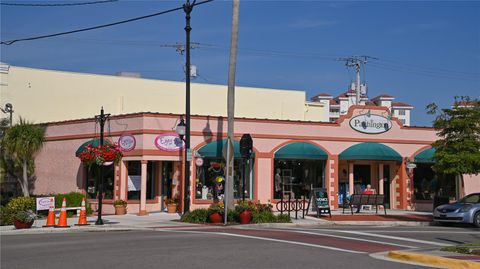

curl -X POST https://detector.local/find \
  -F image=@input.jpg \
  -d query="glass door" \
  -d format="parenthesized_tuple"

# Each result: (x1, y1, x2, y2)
(383, 165, 391, 209)
(161, 161, 173, 211)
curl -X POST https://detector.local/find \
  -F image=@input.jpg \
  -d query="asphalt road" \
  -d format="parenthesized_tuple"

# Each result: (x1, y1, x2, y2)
(2, 225, 479, 269)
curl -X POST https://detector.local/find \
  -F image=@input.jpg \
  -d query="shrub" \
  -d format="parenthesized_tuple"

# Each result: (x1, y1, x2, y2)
(227, 209, 239, 223)
(113, 199, 127, 207)
(53, 192, 92, 217)
(251, 211, 277, 223)
(1, 196, 35, 225)
(275, 213, 291, 223)
(208, 202, 224, 215)
(14, 210, 37, 223)
(181, 209, 209, 223)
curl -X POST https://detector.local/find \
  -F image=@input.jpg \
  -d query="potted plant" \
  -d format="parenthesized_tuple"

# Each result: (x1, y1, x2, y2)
(78, 143, 123, 166)
(13, 210, 37, 229)
(164, 197, 179, 213)
(236, 200, 256, 224)
(113, 199, 127, 215)
(208, 202, 224, 224)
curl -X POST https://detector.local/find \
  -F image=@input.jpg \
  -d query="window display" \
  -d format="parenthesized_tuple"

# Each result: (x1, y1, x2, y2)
(273, 160, 325, 199)
(195, 158, 254, 201)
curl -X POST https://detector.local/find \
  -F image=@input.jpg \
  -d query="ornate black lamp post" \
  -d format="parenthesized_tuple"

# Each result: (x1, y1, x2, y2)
(95, 107, 110, 225)
(181, 0, 195, 213)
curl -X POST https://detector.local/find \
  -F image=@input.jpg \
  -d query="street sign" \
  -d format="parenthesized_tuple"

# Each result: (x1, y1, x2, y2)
(186, 148, 193, 161)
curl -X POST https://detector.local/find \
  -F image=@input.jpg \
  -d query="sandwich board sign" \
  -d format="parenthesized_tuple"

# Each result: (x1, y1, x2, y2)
(310, 188, 331, 218)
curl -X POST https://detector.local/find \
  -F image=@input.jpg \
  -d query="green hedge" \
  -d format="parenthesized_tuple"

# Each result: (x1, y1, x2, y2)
(180, 208, 291, 224)
(52, 192, 92, 217)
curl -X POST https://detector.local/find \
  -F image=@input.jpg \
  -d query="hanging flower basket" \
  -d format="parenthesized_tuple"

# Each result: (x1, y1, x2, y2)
(78, 143, 123, 166)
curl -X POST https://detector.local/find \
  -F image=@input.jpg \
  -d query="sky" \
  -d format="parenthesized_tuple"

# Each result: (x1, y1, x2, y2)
(1, 0, 479, 127)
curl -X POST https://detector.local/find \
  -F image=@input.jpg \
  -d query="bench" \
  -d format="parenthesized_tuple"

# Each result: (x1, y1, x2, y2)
(342, 194, 387, 215)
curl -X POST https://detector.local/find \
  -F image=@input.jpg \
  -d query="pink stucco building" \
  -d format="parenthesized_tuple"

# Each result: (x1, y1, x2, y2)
(34, 106, 480, 215)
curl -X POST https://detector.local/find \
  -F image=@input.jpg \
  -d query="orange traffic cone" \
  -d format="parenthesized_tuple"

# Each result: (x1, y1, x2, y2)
(55, 198, 70, 228)
(75, 198, 89, 226)
(43, 205, 56, 227)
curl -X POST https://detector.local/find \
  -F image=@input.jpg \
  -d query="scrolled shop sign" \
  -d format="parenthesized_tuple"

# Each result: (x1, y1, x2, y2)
(155, 133, 184, 152)
(349, 113, 392, 134)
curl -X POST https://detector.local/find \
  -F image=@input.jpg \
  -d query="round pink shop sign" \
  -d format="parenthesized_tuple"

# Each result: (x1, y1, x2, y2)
(118, 134, 136, 152)
(155, 133, 184, 152)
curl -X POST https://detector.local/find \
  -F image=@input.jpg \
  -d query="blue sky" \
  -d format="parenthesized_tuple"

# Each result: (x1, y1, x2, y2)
(1, 0, 479, 126)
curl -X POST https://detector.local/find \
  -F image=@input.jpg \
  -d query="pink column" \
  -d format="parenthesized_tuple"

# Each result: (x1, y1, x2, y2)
(138, 160, 148, 216)
(348, 162, 354, 195)
(379, 163, 384, 195)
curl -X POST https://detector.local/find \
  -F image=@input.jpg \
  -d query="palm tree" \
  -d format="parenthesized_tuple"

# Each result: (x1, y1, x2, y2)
(1, 118, 44, 196)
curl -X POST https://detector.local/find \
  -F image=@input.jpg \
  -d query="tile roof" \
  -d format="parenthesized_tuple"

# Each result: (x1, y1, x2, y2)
(392, 102, 413, 108)
(371, 94, 395, 100)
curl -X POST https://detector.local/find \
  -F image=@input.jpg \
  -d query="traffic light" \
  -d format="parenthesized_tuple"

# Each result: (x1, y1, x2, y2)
(240, 134, 253, 158)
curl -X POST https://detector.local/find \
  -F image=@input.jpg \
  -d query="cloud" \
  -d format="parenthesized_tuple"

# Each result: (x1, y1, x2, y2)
(290, 19, 338, 29)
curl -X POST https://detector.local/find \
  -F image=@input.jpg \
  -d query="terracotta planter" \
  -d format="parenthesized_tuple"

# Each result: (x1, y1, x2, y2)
(13, 220, 34, 229)
(167, 204, 177, 213)
(209, 212, 223, 223)
(115, 205, 127, 215)
(239, 210, 252, 224)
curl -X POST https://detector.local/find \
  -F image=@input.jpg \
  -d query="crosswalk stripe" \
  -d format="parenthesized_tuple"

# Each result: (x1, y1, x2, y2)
(314, 229, 452, 246)
(279, 230, 417, 249)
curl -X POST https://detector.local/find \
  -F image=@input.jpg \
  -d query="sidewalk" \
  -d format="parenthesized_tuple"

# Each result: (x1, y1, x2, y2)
(0, 212, 196, 235)
(0, 209, 435, 235)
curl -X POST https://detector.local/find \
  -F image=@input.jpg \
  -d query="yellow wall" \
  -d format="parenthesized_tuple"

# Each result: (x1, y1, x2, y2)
(0, 65, 328, 123)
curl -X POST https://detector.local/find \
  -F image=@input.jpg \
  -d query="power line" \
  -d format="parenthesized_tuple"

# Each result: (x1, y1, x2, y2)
(1, 0, 119, 7)
(0, 0, 214, 45)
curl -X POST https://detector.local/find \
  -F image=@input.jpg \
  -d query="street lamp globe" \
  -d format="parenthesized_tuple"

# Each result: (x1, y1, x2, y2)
(176, 117, 186, 141)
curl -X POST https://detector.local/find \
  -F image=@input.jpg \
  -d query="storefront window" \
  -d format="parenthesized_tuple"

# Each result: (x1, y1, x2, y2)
(273, 160, 325, 199)
(413, 163, 455, 200)
(195, 158, 254, 201)
(127, 161, 157, 200)
(85, 165, 114, 200)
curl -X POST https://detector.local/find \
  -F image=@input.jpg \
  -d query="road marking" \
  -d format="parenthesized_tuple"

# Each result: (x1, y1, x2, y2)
(276, 230, 417, 249)
(314, 229, 452, 246)
(159, 229, 366, 254)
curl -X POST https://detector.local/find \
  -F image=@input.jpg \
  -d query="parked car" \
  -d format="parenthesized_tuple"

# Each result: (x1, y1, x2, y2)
(433, 192, 480, 228)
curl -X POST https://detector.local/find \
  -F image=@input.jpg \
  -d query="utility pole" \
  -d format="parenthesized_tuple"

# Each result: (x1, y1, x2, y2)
(225, 0, 240, 225)
(338, 56, 375, 105)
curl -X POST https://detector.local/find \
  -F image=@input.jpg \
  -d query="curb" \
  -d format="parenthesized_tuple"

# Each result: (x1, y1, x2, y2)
(388, 251, 479, 269)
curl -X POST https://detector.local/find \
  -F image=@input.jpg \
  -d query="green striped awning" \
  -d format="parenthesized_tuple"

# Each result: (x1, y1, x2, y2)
(75, 139, 110, 157)
(275, 142, 328, 160)
(197, 139, 242, 158)
(414, 148, 435, 163)
(339, 142, 402, 161)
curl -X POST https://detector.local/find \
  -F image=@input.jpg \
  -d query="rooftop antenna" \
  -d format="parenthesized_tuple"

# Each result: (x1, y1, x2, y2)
(337, 55, 377, 104)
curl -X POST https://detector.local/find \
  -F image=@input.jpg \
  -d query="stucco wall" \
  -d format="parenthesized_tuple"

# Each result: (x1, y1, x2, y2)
(1, 66, 316, 124)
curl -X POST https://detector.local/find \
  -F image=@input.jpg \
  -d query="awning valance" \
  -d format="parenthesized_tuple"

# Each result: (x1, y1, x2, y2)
(339, 142, 402, 161)
(275, 142, 328, 160)
(75, 139, 110, 157)
(197, 139, 243, 158)
(414, 148, 435, 163)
